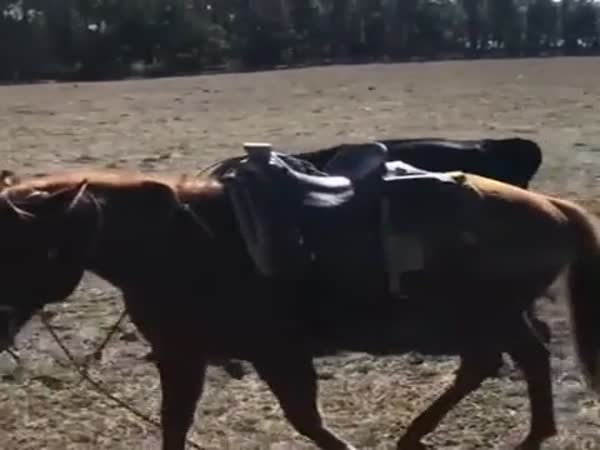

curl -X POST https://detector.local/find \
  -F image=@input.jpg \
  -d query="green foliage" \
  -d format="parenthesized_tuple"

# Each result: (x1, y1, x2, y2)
(1, 0, 600, 81)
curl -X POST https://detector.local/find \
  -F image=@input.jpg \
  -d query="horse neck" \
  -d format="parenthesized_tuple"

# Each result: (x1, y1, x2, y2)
(84, 185, 246, 292)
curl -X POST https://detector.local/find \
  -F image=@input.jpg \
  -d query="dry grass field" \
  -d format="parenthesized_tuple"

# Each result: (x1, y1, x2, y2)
(1, 56, 600, 450)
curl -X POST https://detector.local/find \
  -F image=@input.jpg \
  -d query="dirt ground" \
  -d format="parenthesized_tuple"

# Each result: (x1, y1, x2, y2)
(1, 57, 600, 450)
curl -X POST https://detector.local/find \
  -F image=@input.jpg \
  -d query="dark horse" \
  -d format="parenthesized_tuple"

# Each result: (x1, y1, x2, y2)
(0, 166, 598, 450)
(210, 137, 543, 189)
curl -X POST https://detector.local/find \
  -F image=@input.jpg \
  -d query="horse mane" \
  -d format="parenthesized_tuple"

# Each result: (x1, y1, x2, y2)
(0, 169, 225, 204)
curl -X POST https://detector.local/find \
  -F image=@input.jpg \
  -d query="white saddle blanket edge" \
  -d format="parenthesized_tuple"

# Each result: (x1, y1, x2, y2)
(384, 160, 459, 184)
(380, 197, 425, 303)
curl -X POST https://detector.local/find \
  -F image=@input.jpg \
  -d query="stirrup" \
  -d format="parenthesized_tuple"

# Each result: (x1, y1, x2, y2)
(380, 198, 425, 295)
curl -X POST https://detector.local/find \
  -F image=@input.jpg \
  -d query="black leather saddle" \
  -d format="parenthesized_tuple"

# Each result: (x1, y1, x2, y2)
(222, 142, 467, 282)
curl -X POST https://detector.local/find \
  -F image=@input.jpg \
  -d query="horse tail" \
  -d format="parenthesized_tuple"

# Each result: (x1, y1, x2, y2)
(550, 197, 600, 393)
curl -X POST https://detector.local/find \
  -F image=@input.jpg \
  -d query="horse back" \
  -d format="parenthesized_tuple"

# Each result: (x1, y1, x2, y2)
(303, 138, 540, 187)
(463, 173, 569, 234)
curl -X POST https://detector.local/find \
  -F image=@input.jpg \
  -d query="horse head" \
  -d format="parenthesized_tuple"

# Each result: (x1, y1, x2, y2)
(482, 138, 542, 189)
(0, 179, 100, 351)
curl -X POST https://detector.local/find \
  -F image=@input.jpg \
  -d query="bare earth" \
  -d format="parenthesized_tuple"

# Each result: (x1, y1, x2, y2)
(1, 57, 600, 450)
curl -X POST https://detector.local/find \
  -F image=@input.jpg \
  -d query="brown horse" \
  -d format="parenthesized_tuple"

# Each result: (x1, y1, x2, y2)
(0, 169, 599, 450)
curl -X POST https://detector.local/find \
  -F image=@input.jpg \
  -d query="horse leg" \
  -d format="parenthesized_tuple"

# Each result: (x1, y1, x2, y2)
(155, 351, 207, 450)
(396, 351, 503, 450)
(253, 354, 356, 450)
(121, 292, 208, 449)
(506, 316, 556, 450)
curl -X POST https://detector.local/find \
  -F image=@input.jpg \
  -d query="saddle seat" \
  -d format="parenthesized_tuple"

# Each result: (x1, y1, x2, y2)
(240, 141, 389, 208)
(322, 141, 389, 182)
(262, 152, 354, 208)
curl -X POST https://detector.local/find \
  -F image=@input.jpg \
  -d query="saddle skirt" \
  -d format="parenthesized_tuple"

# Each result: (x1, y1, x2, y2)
(221, 142, 478, 295)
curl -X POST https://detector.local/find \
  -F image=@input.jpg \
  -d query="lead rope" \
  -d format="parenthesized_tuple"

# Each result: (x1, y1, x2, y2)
(5, 347, 21, 363)
(77, 309, 128, 383)
(39, 313, 203, 449)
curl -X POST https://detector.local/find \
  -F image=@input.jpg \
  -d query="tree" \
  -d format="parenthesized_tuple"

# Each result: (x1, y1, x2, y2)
(526, 0, 559, 52)
(1, 0, 600, 81)
(460, 0, 485, 54)
(487, 0, 522, 55)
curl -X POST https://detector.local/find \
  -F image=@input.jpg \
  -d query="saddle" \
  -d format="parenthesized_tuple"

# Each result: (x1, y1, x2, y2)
(221, 142, 475, 296)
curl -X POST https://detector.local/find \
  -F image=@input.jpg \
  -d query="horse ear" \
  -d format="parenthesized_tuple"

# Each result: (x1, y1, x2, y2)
(0, 170, 19, 189)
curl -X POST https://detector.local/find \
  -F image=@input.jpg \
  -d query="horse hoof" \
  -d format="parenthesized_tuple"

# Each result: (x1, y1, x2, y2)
(143, 350, 156, 362)
(514, 442, 541, 450)
(223, 360, 246, 380)
(396, 439, 430, 450)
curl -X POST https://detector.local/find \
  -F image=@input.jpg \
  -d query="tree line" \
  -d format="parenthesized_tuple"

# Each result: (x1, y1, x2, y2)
(1, 0, 599, 82)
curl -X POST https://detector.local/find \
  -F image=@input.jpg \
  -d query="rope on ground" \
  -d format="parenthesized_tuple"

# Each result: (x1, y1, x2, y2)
(40, 313, 203, 450)
(74, 309, 128, 387)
